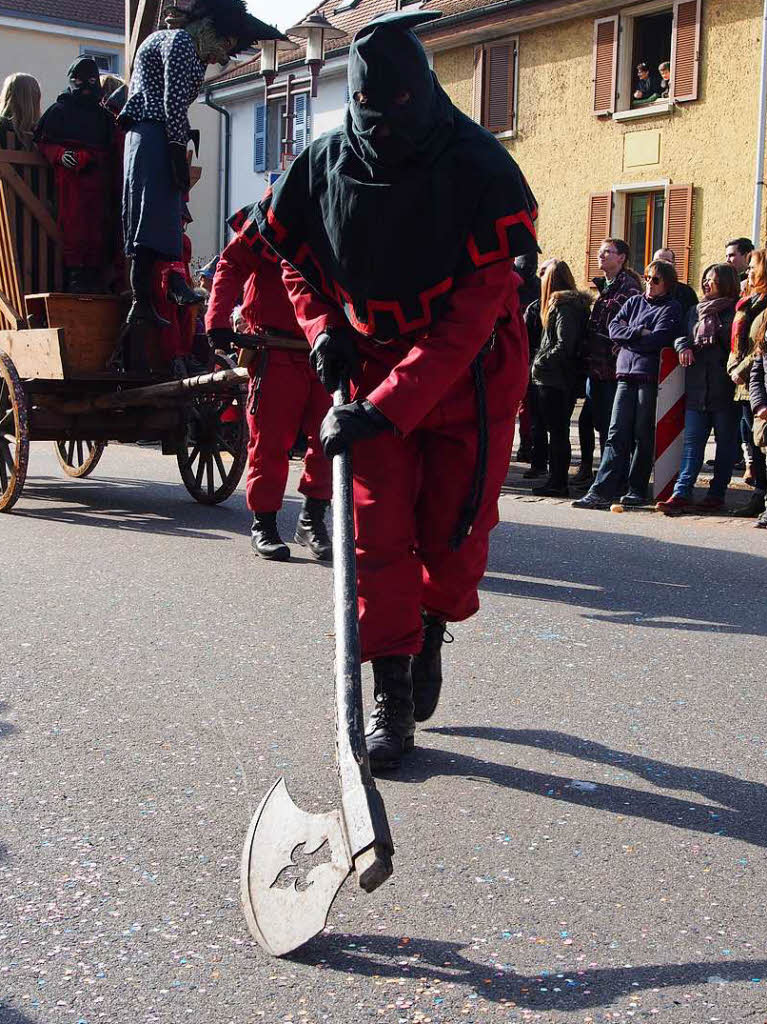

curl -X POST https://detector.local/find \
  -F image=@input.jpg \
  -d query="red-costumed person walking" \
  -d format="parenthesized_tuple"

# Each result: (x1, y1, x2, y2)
(250, 10, 537, 772)
(205, 226, 332, 561)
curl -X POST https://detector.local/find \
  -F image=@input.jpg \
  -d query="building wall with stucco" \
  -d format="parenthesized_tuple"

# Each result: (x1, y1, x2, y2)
(433, 0, 764, 288)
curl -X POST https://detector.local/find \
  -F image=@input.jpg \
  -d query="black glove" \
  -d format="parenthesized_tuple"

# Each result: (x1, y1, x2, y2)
(168, 142, 191, 193)
(310, 328, 360, 393)
(208, 327, 238, 351)
(320, 400, 392, 458)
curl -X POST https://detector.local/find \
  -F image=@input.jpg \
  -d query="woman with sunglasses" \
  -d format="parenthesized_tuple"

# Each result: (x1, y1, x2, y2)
(573, 259, 682, 509)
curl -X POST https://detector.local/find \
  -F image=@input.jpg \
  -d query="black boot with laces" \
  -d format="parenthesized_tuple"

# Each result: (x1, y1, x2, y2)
(365, 656, 416, 773)
(294, 497, 332, 561)
(412, 612, 453, 722)
(251, 512, 290, 561)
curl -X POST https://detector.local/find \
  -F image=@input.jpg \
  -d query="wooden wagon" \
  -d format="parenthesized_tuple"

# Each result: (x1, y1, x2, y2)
(0, 134, 249, 513)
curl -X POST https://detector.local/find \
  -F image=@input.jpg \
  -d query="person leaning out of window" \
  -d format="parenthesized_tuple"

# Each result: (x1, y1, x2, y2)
(529, 260, 592, 498)
(728, 249, 767, 519)
(573, 259, 682, 510)
(748, 317, 767, 529)
(633, 62, 659, 105)
(658, 62, 671, 99)
(657, 263, 741, 515)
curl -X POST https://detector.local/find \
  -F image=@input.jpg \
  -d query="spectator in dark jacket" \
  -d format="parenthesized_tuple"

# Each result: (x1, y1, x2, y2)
(750, 340, 767, 529)
(633, 62, 659, 104)
(586, 238, 643, 450)
(529, 261, 591, 496)
(514, 251, 541, 462)
(654, 248, 698, 320)
(657, 263, 740, 515)
(574, 259, 682, 509)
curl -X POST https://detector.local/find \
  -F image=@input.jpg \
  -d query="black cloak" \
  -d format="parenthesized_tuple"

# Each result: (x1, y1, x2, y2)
(35, 58, 113, 148)
(233, 10, 538, 341)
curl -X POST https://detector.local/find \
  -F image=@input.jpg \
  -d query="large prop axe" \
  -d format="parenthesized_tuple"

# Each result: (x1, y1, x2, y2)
(241, 380, 394, 957)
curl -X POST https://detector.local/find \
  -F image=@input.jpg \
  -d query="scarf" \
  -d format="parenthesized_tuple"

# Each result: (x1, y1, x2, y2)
(692, 296, 734, 347)
(730, 292, 767, 357)
(235, 10, 537, 341)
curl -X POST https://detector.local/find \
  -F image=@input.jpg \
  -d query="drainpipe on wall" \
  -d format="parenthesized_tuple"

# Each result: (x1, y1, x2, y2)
(753, 0, 767, 246)
(203, 89, 231, 252)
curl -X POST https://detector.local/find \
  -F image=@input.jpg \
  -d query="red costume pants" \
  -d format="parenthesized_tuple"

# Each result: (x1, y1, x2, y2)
(245, 349, 332, 512)
(353, 349, 518, 662)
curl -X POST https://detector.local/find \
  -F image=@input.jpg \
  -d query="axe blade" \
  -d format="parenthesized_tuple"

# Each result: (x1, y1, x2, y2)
(240, 778, 352, 957)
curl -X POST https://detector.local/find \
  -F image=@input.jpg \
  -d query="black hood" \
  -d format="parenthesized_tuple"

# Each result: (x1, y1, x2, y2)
(36, 60, 113, 148)
(347, 9, 446, 167)
(240, 9, 538, 341)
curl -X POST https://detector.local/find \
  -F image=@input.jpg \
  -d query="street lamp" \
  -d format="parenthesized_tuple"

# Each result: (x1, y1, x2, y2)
(286, 14, 346, 97)
(257, 33, 295, 87)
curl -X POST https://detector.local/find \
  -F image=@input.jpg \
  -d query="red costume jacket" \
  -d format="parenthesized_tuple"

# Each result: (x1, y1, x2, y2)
(37, 141, 114, 269)
(206, 234, 304, 338)
(282, 260, 528, 436)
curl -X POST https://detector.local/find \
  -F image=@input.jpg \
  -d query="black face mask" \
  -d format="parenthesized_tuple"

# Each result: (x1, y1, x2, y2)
(66, 58, 103, 105)
(347, 16, 438, 166)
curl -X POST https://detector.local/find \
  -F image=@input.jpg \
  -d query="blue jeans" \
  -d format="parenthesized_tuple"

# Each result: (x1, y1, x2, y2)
(586, 377, 618, 449)
(673, 407, 740, 500)
(591, 380, 657, 500)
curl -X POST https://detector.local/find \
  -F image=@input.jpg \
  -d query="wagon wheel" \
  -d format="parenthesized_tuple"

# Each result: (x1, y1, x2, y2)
(0, 351, 29, 513)
(176, 352, 248, 505)
(54, 439, 106, 478)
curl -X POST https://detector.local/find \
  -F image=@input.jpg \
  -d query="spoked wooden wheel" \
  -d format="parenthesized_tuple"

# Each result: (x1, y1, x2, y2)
(54, 439, 106, 478)
(0, 351, 29, 512)
(176, 352, 248, 504)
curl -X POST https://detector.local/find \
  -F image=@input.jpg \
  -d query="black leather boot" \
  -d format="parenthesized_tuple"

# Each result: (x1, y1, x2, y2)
(365, 656, 416, 773)
(412, 612, 453, 722)
(127, 247, 170, 328)
(251, 512, 290, 561)
(167, 270, 204, 307)
(294, 496, 332, 561)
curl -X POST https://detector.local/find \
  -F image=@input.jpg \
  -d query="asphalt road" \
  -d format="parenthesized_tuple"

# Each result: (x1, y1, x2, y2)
(1, 443, 766, 1024)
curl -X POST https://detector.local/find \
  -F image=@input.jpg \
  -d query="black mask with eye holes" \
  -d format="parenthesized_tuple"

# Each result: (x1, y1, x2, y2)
(347, 10, 444, 166)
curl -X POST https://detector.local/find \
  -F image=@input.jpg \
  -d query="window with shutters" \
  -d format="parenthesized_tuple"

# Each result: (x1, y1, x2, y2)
(253, 103, 267, 174)
(593, 0, 701, 117)
(589, 183, 694, 283)
(472, 37, 518, 137)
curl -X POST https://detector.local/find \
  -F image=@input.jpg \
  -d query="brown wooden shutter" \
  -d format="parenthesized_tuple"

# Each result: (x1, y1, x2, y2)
(671, 0, 701, 102)
(483, 40, 516, 134)
(592, 16, 618, 116)
(663, 184, 694, 283)
(472, 46, 485, 124)
(585, 192, 612, 283)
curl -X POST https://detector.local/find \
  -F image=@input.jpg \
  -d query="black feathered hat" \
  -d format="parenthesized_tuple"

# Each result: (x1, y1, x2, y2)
(166, 0, 285, 55)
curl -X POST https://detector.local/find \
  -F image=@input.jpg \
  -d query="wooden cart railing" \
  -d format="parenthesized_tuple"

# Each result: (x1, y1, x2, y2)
(0, 131, 63, 329)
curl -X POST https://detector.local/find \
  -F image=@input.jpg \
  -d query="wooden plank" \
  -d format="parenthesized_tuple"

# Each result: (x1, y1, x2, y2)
(0, 289, 22, 329)
(0, 328, 65, 378)
(0, 162, 61, 242)
(21, 165, 32, 297)
(0, 149, 47, 166)
(0, 180, 23, 322)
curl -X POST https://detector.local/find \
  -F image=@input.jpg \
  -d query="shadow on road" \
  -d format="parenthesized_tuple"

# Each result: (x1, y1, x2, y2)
(482, 520, 767, 636)
(290, 932, 767, 1011)
(0, 1005, 41, 1023)
(396, 734, 767, 848)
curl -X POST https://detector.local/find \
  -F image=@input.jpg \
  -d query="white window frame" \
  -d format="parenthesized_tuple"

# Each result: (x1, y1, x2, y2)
(79, 46, 121, 74)
(609, 178, 670, 238)
(615, 0, 674, 114)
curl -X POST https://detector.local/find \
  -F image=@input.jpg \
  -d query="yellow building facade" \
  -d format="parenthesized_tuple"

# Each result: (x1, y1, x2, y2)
(431, 0, 764, 288)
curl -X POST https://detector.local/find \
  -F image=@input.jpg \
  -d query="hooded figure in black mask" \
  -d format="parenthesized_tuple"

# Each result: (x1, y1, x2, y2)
(36, 57, 116, 293)
(241, 10, 538, 772)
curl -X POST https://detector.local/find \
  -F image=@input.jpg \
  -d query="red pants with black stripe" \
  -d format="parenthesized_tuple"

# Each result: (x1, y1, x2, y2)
(245, 349, 332, 512)
(352, 342, 521, 662)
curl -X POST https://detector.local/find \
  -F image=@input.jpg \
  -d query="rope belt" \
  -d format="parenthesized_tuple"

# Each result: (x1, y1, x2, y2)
(449, 328, 495, 551)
